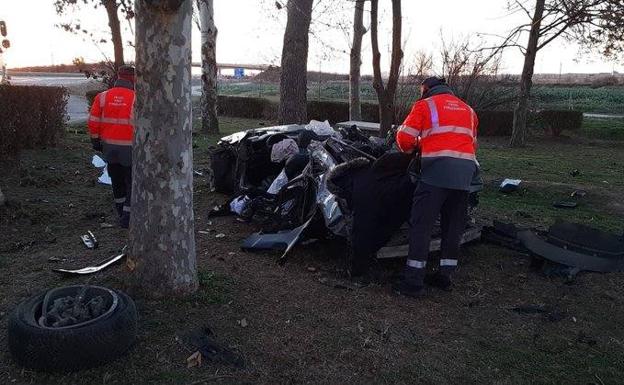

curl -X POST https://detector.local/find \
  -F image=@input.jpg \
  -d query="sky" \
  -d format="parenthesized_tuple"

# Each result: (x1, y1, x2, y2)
(0, 0, 621, 75)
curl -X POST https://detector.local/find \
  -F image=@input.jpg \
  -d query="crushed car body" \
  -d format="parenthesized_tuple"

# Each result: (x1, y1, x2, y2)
(210, 121, 483, 274)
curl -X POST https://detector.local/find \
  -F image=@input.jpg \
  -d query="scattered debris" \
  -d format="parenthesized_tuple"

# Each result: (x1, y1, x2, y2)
(39, 285, 111, 328)
(569, 169, 580, 177)
(198, 230, 210, 235)
(500, 179, 521, 193)
(99, 223, 114, 229)
(182, 327, 244, 368)
(91, 155, 112, 185)
(510, 305, 566, 322)
(52, 251, 126, 276)
(307, 267, 317, 272)
(215, 233, 226, 239)
(553, 200, 578, 209)
(571, 189, 587, 198)
(47, 257, 66, 263)
(238, 318, 248, 328)
(80, 231, 98, 249)
(186, 351, 202, 368)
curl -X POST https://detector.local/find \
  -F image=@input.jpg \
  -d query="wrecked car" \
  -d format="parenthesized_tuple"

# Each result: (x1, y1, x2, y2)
(210, 121, 483, 275)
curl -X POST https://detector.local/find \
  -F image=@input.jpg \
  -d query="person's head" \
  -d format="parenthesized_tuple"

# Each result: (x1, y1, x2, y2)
(117, 65, 135, 83)
(420, 76, 446, 97)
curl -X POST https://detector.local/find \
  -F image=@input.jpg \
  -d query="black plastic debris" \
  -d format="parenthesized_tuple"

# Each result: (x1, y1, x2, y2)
(553, 200, 578, 209)
(183, 327, 244, 368)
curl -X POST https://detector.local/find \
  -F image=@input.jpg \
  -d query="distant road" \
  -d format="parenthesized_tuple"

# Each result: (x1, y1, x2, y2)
(584, 113, 624, 119)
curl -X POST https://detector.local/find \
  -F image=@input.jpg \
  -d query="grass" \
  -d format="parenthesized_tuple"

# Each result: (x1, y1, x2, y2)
(4, 118, 624, 385)
(194, 270, 233, 305)
(217, 81, 624, 114)
(581, 117, 624, 141)
(477, 137, 624, 232)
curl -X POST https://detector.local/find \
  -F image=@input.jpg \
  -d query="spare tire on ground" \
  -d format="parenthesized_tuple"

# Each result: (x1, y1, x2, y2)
(8, 285, 138, 372)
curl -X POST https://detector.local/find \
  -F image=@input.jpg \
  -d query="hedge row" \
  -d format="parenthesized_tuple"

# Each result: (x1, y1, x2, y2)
(538, 110, 583, 136)
(0, 85, 68, 158)
(215, 95, 518, 136)
(215, 96, 587, 137)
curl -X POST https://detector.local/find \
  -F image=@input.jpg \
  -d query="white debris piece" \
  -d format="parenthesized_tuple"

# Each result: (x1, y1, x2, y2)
(229, 195, 250, 215)
(91, 155, 112, 185)
(500, 179, 521, 188)
(267, 169, 289, 195)
(305, 120, 336, 137)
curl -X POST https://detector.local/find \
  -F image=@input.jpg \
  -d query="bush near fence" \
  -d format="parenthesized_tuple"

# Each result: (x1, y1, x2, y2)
(537, 110, 584, 137)
(0, 85, 68, 158)
(213, 95, 517, 136)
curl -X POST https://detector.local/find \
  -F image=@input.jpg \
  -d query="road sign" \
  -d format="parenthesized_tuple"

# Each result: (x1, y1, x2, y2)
(234, 68, 244, 79)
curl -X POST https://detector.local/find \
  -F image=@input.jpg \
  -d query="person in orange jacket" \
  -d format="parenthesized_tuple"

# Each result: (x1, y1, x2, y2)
(393, 77, 479, 297)
(88, 66, 135, 228)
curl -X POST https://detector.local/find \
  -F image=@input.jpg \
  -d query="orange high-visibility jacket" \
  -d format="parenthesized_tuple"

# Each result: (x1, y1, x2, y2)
(88, 87, 135, 148)
(396, 93, 478, 162)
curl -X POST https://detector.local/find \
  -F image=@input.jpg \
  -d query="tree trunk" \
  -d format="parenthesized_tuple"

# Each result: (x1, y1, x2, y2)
(278, 0, 314, 125)
(349, 0, 366, 121)
(103, 0, 125, 69)
(129, 0, 198, 297)
(510, 0, 545, 147)
(197, 0, 219, 134)
(370, 0, 403, 136)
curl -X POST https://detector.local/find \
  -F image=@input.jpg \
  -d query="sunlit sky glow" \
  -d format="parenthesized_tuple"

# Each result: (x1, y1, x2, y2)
(1, 0, 621, 75)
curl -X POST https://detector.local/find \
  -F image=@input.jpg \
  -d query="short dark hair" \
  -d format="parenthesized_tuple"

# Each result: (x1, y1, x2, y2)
(421, 76, 446, 89)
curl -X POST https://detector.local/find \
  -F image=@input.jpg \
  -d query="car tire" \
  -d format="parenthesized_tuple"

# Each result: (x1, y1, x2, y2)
(7, 289, 137, 372)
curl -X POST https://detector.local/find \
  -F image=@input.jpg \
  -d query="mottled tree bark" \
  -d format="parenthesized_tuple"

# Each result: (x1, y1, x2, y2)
(349, 0, 366, 121)
(103, 0, 125, 69)
(197, 0, 219, 134)
(278, 0, 314, 125)
(128, 0, 198, 297)
(510, 0, 545, 147)
(370, 0, 402, 136)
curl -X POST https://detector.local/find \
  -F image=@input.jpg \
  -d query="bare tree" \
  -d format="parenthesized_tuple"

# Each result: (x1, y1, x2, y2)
(370, 0, 403, 136)
(278, 0, 315, 124)
(349, 0, 366, 120)
(129, 0, 198, 297)
(54, 0, 134, 70)
(499, 0, 624, 146)
(197, 0, 219, 134)
(440, 37, 517, 111)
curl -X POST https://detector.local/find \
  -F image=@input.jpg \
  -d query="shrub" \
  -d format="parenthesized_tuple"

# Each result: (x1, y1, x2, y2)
(538, 110, 584, 137)
(86, 89, 100, 109)
(0, 85, 68, 159)
(217, 95, 277, 120)
(476, 110, 514, 136)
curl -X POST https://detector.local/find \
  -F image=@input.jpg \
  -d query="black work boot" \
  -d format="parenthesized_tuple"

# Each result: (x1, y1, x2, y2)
(115, 203, 124, 218)
(425, 272, 453, 291)
(392, 279, 425, 298)
(120, 213, 130, 229)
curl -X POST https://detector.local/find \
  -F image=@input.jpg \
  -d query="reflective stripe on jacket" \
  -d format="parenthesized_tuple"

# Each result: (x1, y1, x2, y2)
(396, 94, 478, 162)
(88, 87, 135, 147)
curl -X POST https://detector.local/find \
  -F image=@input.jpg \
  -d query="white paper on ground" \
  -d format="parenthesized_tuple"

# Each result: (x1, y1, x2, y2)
(500, 178, 521, 188)
(229, 195, 250, 215)
(98, 168, 112, 185)
(92, 154, 112, 185)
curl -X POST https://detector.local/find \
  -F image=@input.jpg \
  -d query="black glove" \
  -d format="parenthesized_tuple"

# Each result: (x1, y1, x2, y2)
(91, 138, 103, 152)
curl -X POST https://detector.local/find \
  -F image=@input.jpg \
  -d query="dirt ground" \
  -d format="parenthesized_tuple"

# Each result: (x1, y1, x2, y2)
(1, 122, 624, 385)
